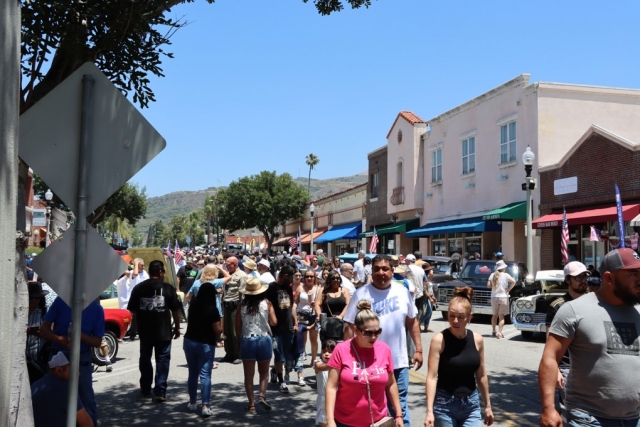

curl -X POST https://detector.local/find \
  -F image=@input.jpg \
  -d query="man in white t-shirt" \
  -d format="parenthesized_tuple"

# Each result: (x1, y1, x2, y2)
(339, 263, 356, 296)
(353, 250, 366, 286)
(257, 259, 276, 284)
(343, 255, 423, 427)
(405, 254, 428, 330)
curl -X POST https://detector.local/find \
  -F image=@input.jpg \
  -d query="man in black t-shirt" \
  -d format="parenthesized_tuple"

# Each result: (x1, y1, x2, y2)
(127, 260, 182, 402)
(265, 263, 297, 393)
(177, 259, 198, 294)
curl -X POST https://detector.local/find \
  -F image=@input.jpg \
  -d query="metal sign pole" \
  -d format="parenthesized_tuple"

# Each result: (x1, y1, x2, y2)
(67, 74, 94, 427)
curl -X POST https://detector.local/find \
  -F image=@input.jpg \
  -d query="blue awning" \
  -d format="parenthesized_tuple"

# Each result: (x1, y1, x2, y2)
(314, 222, 362, 243)
(405, 216, 502, 237)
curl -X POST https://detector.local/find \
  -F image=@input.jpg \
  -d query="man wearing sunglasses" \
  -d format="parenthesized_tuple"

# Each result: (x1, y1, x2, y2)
(542, 261, 590, 423)
(342, 254, 423, 427)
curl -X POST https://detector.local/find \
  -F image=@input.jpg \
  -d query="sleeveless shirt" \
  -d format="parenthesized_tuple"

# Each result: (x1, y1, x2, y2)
(437, 329, 480, 396)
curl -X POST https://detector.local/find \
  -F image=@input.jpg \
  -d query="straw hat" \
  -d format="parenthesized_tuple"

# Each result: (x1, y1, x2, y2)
(239, 277, 268, 295)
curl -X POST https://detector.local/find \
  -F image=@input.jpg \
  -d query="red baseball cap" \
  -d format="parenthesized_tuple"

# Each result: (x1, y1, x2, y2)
(598, 248, 640, 276)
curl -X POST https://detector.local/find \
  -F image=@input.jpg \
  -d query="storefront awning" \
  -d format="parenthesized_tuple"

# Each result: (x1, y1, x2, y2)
(315, 222, 362, 243)
(272, 235, 293, 246)
(405, 216, 502, 237)
(482, 201, 527, 221)
(358, 219, 420, 238)
(631, 213, 640, 227)
(533, 204, 640, 229)
(301, 231, 325, 244)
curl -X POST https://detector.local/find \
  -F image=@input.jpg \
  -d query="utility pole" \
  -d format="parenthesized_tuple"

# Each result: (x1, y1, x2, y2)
(2, 3, 34, 426)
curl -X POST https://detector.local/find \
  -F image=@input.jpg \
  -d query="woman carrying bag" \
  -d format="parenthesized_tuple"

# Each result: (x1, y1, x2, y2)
(325, 300, 403, 427)
(315, 270, 350, 342)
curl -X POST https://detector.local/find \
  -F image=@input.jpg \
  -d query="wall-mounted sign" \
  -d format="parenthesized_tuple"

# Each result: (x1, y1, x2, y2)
(388, 240, 395, 250)
(554, 176, 577, 195)
(32, 209, 47, 227)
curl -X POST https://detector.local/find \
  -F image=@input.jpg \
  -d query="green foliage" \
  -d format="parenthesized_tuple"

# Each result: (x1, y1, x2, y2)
(305, 153, 320, 195)
(161, 214, 189, 247)
(217, 171, 309, 252)
(87, 182, 148, 227)
(146, 219, 167, 247)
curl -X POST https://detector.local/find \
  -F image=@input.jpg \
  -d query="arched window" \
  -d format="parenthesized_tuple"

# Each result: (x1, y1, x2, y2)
(396, 160, 403, 187)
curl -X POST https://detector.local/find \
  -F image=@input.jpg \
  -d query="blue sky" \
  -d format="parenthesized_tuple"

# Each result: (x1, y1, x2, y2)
(132, 0, 640, 197)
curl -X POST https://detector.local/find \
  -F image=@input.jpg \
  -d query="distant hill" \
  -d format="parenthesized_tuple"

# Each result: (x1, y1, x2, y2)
(136, 173, 368, 233)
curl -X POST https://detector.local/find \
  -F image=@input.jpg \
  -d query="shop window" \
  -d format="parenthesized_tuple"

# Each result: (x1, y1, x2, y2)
(432, 238, 446, 256)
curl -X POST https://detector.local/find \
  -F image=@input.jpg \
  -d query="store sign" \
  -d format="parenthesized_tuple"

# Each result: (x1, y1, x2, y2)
(483, 214, 501, 220)
(388, 240, 395, 250)
(32, 209, 47, 227)
(535, 221, 559, 229)
(554, 176, 578, 195)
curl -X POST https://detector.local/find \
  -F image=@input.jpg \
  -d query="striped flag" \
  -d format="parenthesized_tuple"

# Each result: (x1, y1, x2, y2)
(615, 183, 626, 248)
(174, 241, 183, 264)
(560, 208, 569, 264)
(369, 227, 379, 254)
(288, 234, 298, 249)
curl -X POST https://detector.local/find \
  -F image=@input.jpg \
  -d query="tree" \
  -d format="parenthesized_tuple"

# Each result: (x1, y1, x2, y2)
(147, 219, 167, 247)
(305, 153, 320, 195)
(162, 214, 189, 247)
(217, 171, 309, 254)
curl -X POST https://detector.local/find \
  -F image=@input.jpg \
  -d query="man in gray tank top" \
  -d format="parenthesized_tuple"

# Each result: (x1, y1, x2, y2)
(538, 248, 640, 427)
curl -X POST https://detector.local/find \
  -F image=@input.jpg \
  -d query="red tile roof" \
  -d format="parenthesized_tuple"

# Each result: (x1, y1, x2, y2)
(386, 111, 427, 139)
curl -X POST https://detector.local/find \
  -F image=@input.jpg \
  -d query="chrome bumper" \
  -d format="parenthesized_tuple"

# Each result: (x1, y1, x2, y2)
(512, 313, 548, 333)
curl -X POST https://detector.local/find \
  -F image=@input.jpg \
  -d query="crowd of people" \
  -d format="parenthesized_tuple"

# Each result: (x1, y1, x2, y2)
(24, 242, 640, 427)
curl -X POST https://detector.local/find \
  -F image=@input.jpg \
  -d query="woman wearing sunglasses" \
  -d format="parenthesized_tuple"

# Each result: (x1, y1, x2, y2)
(292, 270, 321, 383)
(325, 300, 403, 427)
(315, 271, 350, 322)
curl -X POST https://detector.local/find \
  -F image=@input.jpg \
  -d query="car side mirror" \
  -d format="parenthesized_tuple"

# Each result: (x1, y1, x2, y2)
(525, 275, 534, 285)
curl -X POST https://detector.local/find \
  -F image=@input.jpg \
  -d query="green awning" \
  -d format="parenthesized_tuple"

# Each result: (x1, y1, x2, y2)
(481, 201, 527, 222)
(358, 219, 420, 238)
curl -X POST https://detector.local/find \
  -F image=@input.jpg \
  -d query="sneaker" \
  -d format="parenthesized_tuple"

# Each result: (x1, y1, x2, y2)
(155, 395, 166, 403)
(284, 373, 290, 383)
(105, 363, 113, 373)
(279, 383, 289, 394)
(187, 402, 197, 412)
(201, 407, 213, 418)
(297, 377, 306, 386)
(232, 358, 242, 365)
(270, 368, 277, 384)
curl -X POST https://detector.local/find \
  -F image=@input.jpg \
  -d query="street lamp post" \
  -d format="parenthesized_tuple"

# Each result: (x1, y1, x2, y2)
(309, 203, 315, 255)
(44, 188, 53, 247)
(521, 146, 536, 277)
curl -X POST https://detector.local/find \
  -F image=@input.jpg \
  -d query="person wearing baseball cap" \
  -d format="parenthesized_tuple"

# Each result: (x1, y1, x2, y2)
(31, 352, 94, 427)
(539, 248, 640, 426)
(257, 259, 276, 284)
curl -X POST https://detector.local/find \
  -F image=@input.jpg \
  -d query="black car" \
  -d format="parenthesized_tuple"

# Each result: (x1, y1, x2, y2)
(434, 259, 538, 321)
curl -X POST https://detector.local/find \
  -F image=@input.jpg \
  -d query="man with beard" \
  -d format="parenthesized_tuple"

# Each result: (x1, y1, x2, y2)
(539, 248, 640, 427)
(543, 261, 589, 423)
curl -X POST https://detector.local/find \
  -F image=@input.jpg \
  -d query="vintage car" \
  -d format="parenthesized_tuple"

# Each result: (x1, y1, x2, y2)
(512, 270, 566, 339)
(434, 260, 538, 320)
(92, 307, 130, 366)
(423, 256, 458, 293)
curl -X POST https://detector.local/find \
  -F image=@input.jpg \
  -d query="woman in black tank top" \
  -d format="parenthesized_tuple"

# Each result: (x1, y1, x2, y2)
(314, 271, 350, 320)
(424, 286, 494, 427)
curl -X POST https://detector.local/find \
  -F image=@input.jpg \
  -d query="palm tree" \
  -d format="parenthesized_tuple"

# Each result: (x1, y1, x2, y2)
(305, 153, 320, 195)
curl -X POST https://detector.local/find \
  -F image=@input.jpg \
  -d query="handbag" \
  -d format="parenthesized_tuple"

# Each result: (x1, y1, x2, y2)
(320, 293, 345, 341)
(351, 341, 396, 427)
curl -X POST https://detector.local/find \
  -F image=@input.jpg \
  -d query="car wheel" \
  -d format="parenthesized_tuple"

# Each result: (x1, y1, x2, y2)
(92, 330, 118, 366)
(441, 311, 448, 320)
(521, 331, 534, 339)
(507, 299, 517, 324)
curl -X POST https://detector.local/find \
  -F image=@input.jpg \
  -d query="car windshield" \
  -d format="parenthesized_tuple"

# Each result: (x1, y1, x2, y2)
(459, 263, 519, 281)
(433, 263, 449, 273)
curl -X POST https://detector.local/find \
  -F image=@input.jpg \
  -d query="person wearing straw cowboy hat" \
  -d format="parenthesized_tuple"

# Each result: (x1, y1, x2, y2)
(487, 260, 515, 339)
(236, 278, 277, 413)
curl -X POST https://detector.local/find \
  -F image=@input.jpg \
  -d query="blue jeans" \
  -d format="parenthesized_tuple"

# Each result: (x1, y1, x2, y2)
(79, 352, 98, 427)
(388, 367, 411, 427)
(423, 298, 433, 328)
(240, 335, 272, 362)
(183, 337, 215, 405)
(272, 331, 295, 363)
(139, 340, 172, 397)
(567, 409, 640, 427)
(433, 388, 481, 427)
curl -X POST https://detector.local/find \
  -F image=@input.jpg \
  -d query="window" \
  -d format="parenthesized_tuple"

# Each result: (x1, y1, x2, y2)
(431, 149, 442, 182)
(370, 173, 379, 198)
(396, 161, 403, 187)
(500, 121, 517, 163)
(462, 136, 475, 174)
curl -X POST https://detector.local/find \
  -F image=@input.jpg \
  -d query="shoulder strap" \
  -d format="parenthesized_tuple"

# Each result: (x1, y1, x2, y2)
(351, 341, 376, 427)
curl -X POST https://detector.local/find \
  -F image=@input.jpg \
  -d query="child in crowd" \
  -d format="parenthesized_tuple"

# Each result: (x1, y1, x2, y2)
(314, 339, 337, 427)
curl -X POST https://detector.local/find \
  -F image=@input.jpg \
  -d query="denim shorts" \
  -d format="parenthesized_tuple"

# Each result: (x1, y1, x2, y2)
(567, 408, 640, 427)
(432, 388, 481, 427)
(240, 335, 272, 362)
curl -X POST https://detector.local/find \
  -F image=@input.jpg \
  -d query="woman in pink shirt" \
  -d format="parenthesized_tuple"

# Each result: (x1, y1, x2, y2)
(325, 300, 404, 427)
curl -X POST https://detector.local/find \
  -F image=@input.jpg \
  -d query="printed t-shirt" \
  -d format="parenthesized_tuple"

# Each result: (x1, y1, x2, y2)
(550, 292, 640, 419)
(31, 374, 84, 427)
(44, 297, 105, 359)
(344, 282, 416, 369)
(127, 278, 181, 342)
(265, 282, 294, 334)
(328, 339, 394, 427)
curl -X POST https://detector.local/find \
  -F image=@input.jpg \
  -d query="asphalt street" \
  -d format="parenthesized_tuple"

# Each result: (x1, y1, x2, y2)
(92, 314, 547, 426)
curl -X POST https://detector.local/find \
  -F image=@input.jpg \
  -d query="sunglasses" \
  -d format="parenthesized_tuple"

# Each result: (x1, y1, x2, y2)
(305, 276, 315, 279)
(358, 328, 382, 337)
(572, 274, 588, 281)
(330, 278, 341, 282)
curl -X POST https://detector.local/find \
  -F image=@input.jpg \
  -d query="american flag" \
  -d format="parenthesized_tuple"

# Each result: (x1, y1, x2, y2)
(288, 233, 298, 249)
(560, 208, 569, 264)
(165, 241, 171, 258)
(174, 240, 183, 264)
(369, 227, 379, 254)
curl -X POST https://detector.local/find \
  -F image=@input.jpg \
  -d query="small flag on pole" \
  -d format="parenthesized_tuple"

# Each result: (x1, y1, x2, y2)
(560, 207, 569, 264)
(590, 226, 601, 242)
(369, 227, 379, 254)
(615, 183, 626, 248)
(288, 235, 298, 249)
(174, 241, 183, 264)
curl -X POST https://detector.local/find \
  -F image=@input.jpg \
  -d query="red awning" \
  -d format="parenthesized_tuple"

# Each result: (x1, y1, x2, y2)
(533, 204, 640, 229)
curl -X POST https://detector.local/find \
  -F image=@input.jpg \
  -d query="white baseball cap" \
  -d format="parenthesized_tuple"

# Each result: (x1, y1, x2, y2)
(258, 259, 270, 268)
(48, 352, 69, 369)
(564, 261, 589, 277)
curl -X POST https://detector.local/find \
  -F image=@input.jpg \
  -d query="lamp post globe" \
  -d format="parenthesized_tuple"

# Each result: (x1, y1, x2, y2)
(44, 189, 53, 247)
(45, 188, 53, 201)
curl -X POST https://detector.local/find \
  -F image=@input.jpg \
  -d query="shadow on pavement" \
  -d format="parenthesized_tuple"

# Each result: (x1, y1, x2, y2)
(490, 368, 540, 425)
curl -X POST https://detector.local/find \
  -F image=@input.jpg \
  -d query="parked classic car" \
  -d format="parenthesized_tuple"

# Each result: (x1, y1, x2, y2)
(434, 260, 538, 320)
(92, 307, 130, 366)
(508, 270, 604, 339)
(423, 256, 458, 293)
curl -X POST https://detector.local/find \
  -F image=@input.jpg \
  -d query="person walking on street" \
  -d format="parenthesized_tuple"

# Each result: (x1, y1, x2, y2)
(183, 282, 222, 417)
(221, 256, 246, 364)
(424, 287, 493, 427)
(236, 278, 277, 413)
(128, 258, 149, 340)
(343, 255, 423, 427)
(421, 263, 436, 333)
(539, 248, 640, 427)
(487, 260, 515, 339)
(127, 260, 182, 403)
